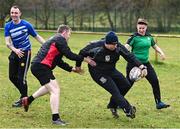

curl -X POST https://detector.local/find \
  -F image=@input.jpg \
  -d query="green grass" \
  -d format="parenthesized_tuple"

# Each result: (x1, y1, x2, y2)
(0, 30, 180, 128)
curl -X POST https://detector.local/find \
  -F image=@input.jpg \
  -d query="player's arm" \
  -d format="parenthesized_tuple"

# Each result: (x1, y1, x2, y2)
(58, 42, 84, 62)
(119, 44, 147, 77)
(34, 34, 45, 44)
(152, 44, 165, 60)
(5, 36, 24, 58)
(26, 21, 45, 44)
(124, 44, 131, 51)
(55, 39, 95, 69)
(76, 42, 99, 67)
(57, 59, 73, 72)
(57, 59, 84, 74)
(124, 34, 134, 51)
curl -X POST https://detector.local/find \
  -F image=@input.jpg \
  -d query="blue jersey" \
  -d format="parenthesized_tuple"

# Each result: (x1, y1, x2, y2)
(4, 20, 37, 51)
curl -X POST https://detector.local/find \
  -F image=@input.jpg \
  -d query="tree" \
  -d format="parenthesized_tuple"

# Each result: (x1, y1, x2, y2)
(0, 0, 15, 27)
(32, 0, 54, 29)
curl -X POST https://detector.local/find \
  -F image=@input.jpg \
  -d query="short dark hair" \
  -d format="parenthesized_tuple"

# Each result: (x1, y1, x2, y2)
(57, 24, 71, 33)
(11, 5, 21, 11)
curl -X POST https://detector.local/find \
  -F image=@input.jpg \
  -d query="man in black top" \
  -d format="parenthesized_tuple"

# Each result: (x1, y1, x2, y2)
(76, 31, 147, 119)
(21, 25, 95, 125)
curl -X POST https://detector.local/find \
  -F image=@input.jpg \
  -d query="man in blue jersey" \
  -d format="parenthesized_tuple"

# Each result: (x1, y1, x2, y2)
(4, 5, 45, 107)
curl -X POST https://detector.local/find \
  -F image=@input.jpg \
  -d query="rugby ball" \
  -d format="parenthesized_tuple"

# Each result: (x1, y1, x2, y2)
(129, 66, 142, 82)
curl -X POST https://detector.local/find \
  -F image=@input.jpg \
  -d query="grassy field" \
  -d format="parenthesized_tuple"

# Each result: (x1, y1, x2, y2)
(0, 30, 180, 128)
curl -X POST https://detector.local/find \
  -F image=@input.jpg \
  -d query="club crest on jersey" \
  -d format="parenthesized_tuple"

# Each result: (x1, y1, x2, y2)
(100, 76, 107, 84)
(105, 55, 110, 62)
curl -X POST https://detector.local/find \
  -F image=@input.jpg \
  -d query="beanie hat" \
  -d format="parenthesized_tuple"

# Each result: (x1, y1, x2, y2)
(105, 31, 118, 44)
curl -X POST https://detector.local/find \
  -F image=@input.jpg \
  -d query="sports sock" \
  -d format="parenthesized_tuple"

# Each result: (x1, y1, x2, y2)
(28, 95, 35, 104)
(52, 113, 60, 121)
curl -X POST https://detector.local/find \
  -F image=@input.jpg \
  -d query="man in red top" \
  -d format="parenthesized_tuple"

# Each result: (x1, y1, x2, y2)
(22, 24, 95, 125)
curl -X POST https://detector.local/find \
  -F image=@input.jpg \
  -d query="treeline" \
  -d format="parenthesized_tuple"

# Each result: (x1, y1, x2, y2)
(0, 0, 180, 32)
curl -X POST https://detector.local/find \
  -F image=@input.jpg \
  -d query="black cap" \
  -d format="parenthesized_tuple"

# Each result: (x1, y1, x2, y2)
(105, 31, 118, 44)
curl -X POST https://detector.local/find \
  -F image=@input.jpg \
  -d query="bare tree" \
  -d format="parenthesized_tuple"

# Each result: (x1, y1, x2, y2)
(32, 0, 54, 29)
(0, 0, 15, 27)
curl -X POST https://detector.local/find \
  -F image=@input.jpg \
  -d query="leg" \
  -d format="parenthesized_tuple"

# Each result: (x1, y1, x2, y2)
(113, 69, 132, 96)
(22, 63, 66, 125)
(45, 80, 66, 125)
(9, 52, 20, 94)
(44, 80, 60, 114)
(32, 86, 49, 98)
(17, 51, 31, 98)
(108, 69, 132, 109)
(145, 62, 161, 103)
(89, 67, 136, 119)
(9, 52, 23, 107)
(145, 62, 170, 109)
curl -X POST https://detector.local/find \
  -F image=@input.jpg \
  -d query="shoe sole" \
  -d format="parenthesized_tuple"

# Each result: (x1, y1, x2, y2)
(52, 122, 66, 126)
(12, 104, 22, 107)
(157, 105, 170, 109)
(52, 121, 69, 126)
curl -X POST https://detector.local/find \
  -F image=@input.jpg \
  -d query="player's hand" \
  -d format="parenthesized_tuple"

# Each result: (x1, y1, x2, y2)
(84, 57, 96, 67)
(72, 67, 84, 75)
(14, 48, 24, 58)
(141, 68, 147, 77)
(160, 53, 166, 60)
(139, 65, 147, 77)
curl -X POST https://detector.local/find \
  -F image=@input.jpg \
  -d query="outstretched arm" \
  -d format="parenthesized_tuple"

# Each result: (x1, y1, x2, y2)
(57, 59, 84, 74)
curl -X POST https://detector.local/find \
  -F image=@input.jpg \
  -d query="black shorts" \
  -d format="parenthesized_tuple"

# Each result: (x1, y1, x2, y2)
(31, 63, 55, 85)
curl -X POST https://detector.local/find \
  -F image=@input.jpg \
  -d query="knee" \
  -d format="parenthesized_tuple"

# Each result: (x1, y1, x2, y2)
(51, 85, 60, 95)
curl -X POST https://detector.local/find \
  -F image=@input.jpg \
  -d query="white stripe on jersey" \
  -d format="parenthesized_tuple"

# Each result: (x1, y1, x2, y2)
(20, 44, 31, 51)
(21, 40, 29, 45)
(11, 29, 28, 38)
(13, 33, 28, 41)
(10, 26, 26, 33)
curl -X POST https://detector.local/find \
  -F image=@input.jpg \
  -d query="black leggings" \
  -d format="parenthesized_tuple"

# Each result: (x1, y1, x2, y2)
(126, 62, 161, 103)
(8, 51, 31, 98)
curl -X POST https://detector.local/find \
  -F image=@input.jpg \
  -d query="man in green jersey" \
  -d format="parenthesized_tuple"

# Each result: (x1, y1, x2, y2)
(124, 18, 170, 109)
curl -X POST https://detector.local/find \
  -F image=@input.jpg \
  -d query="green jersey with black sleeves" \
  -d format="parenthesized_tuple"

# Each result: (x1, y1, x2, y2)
(127, 32, 156, 63)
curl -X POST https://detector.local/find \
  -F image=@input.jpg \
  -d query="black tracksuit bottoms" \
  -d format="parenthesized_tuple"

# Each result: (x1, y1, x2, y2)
(8, 51, 31, 98)
(126, 62, 161, 104)
(88, 66, 132, 111)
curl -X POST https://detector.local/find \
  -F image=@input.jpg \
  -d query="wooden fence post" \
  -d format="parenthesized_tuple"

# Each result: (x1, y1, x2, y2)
(155, 36, 158, 62)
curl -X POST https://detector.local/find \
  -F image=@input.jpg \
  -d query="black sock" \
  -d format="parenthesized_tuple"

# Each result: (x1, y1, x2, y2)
(28, 95, 35, 105)
(52, 113, 60, 121)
